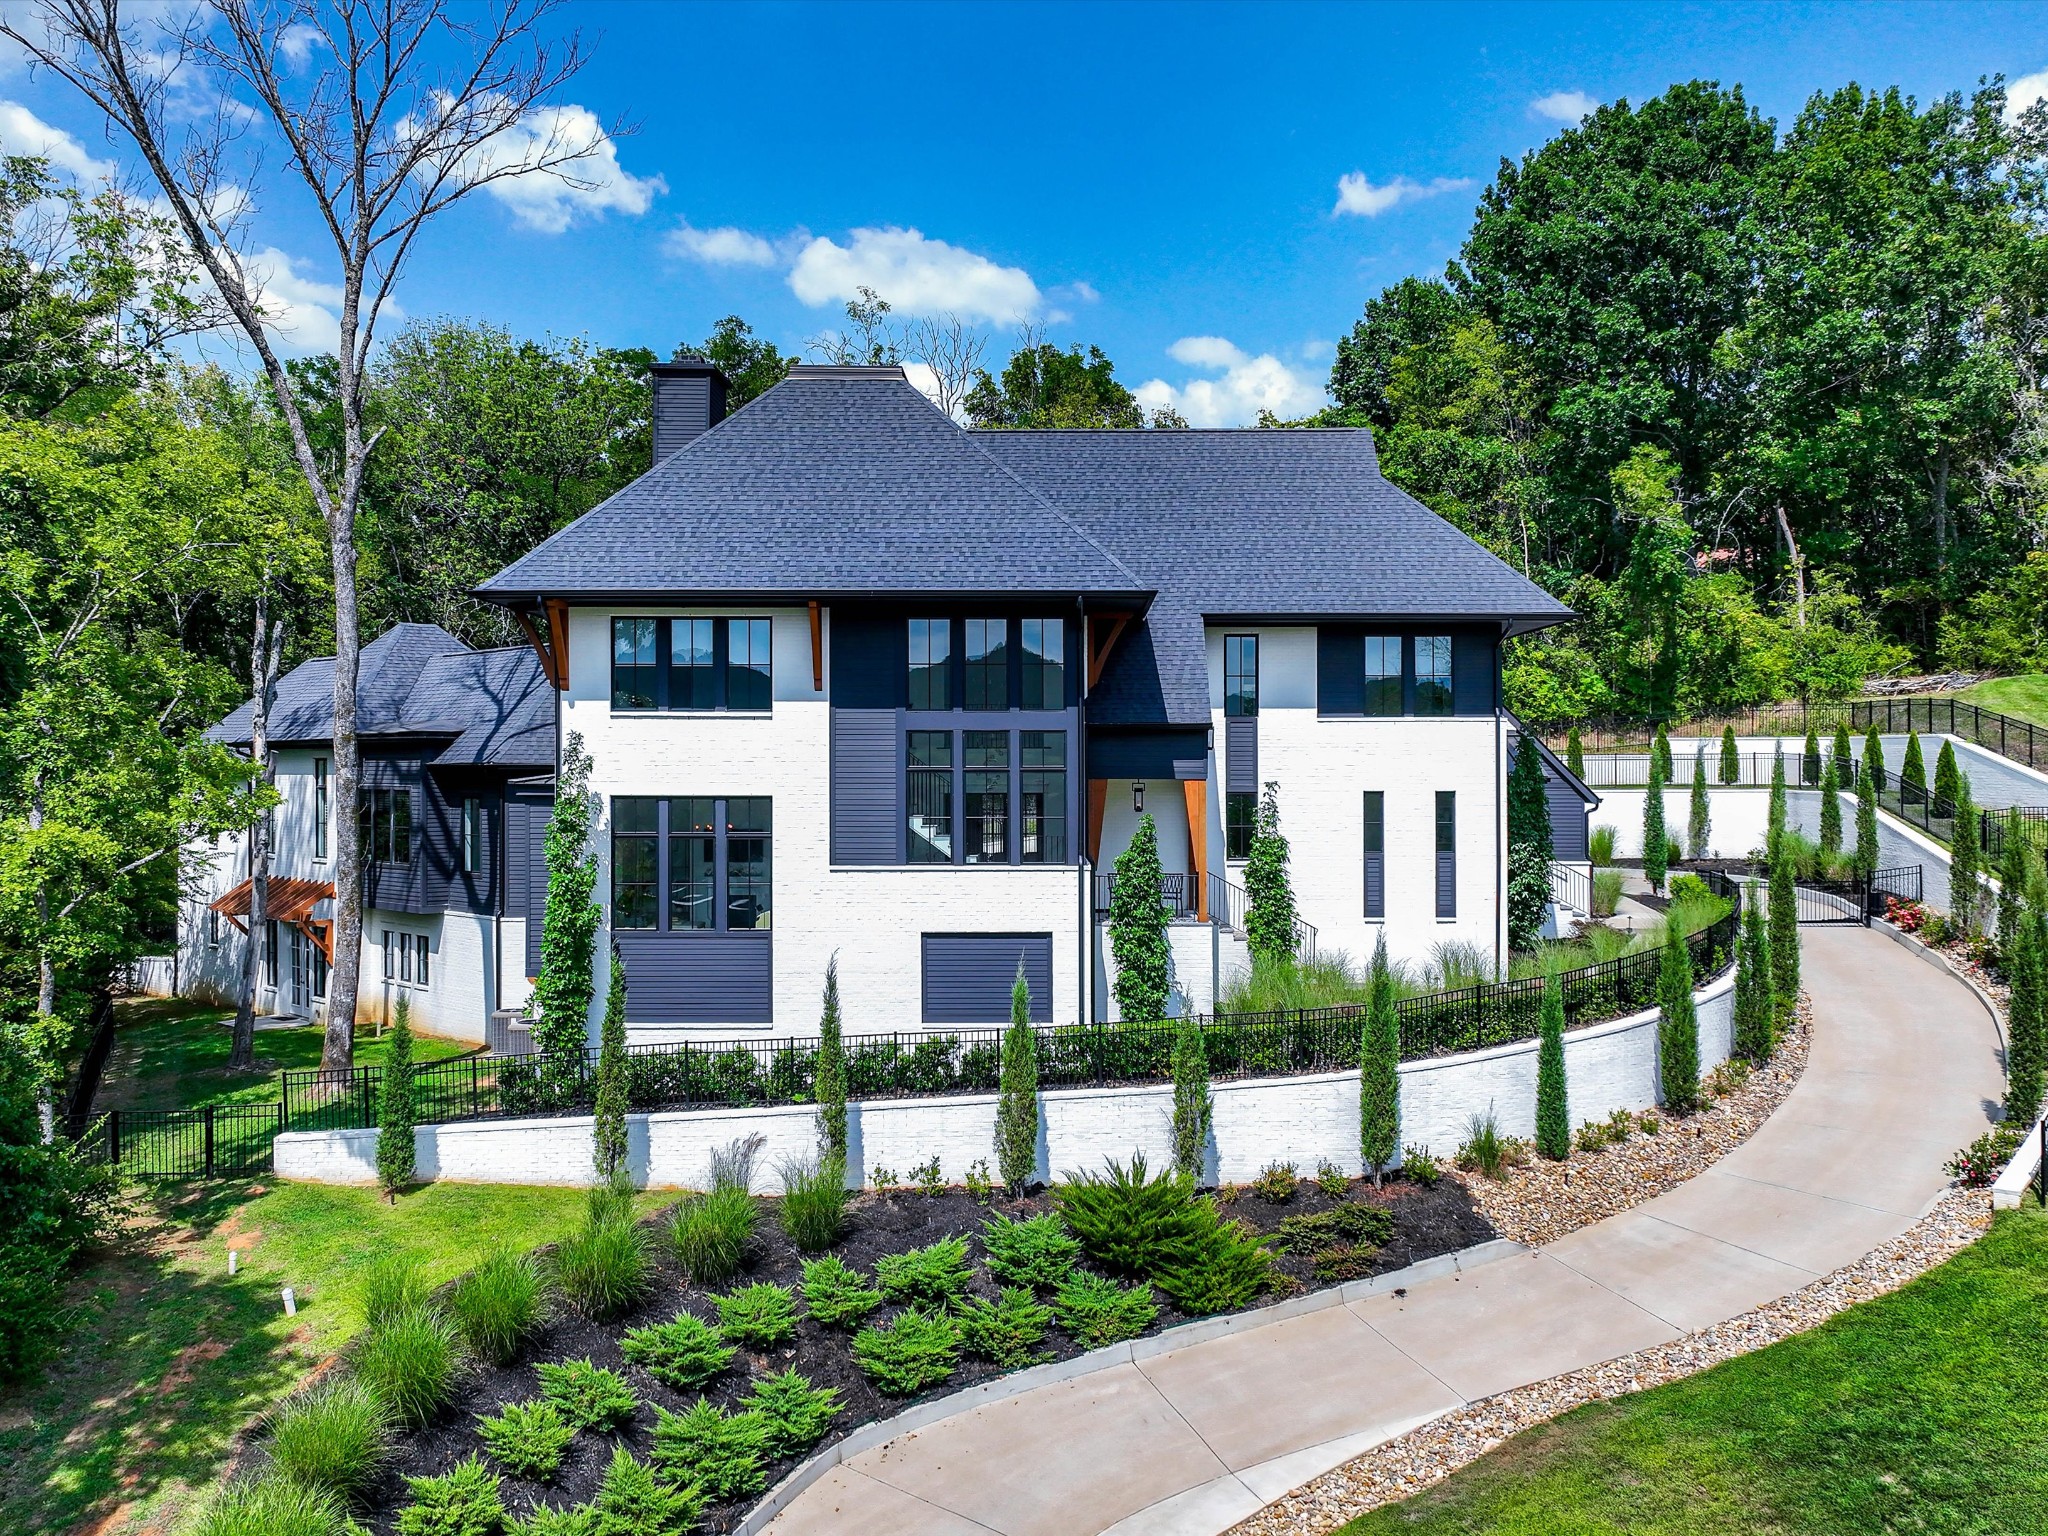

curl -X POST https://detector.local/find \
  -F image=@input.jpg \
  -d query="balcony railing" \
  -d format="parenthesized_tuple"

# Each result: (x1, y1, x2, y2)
(1091, 870, 1318, 960)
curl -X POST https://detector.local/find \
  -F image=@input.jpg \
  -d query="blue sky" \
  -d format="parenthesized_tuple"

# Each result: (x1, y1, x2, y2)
(2, 1, 2042, 422)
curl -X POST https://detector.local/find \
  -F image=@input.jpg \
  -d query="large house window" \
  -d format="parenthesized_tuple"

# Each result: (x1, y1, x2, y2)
(965, 731, 1009, 862)
(1020, 731, 1067, 863)
(965, 620, 1007, 709)
(1436, 790, 1457, 918)
(612, 617, 773, 712)
(1021, 619, 1064, 708)
(908, 620, 951, 710)
(907, 730, 954, 862)
(1225, 634, 1258, 717)
(1364, 637, 1402, 716)
(1226, 793, 1256, 860)
(359, 787, 412, 864)
(313, 757, 330, 860)
(611, 796, 772, 932)
(383, 929, 431, 988)
(1416, 636, 1453, 717)
(1362, 791, 1385, 919)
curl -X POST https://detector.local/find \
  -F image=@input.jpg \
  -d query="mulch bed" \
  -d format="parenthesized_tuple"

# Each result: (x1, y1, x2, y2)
(349, 1175, 1495, 1534)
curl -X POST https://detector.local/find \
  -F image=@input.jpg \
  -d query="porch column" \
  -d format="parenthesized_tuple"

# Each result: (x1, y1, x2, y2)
(1183, 779, 1209, 921)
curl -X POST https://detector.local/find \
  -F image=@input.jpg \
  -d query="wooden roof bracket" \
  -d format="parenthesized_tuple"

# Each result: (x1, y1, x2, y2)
(514, 607, 565, 691)
(809, 600, 824, 692)
(1088, 610, 1134, 690)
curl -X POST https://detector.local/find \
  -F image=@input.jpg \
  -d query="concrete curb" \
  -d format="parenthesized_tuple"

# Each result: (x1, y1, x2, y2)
(732, 1238, 1528, 1536)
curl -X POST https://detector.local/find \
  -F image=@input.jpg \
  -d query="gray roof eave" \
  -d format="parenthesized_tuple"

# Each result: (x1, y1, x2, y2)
(470, 584, 1157, 610)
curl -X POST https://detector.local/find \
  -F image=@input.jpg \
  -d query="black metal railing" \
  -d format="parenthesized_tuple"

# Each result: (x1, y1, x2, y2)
(85, 1103, 286, 1179)
(1091, 870, 1320, 959)
(1093, 871, 1200, 920)
(1548, 860, 1592, 914)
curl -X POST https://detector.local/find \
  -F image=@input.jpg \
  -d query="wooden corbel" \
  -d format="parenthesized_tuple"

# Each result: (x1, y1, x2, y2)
(1087, 611, 1133, 690)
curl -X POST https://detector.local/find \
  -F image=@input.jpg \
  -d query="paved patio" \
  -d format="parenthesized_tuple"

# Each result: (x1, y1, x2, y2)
(760, 926, 2005, 1536)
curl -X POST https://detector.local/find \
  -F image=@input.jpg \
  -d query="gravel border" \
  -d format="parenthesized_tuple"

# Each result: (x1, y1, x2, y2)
(1453, 996, 1813, 1248)
(1228, 1187, 1995, 1536)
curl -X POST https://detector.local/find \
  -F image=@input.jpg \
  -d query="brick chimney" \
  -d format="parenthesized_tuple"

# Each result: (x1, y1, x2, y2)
(649, 359, 729, 462)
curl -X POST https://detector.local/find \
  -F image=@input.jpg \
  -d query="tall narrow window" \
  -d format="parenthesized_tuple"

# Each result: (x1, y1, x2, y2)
(1021, 619, 1065, 708)
(1363, 637, 1402, 716)
(908, 619, 951, 710)
(1416, 636, 1453, 717)
(1363, 791, 1385, 919)
(313, 757, 329, 859)
(612, 797, 659, 929)
(1435, 790, 1457, 918)
(379, 929, 392, 981)
(207, 909, 221, 948)
(670, 796, 716, 930)
(670, 618, 716, 709)
(725, 797, 772, 929)
(965, 619, 1007, 708)
(415, 933, 430, 988)
(1226, 792, 1256, 860)
(1225, 634, 1258, 717)
(907, 730, 954, 862)
(613, 618, 658, 709)
(726, 618, 773, 710)
(964, 730, 1009, 862)
(1021, 731, 1067, 863)
(389, 789, 412, 864)
(461, 797, 481, 874)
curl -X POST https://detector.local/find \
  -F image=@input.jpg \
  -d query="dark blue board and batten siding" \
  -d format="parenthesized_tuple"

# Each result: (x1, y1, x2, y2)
(1545, 771, 1591, 861)
(1315, 626, 1501, 717)
(922, 934, 1053, 1025)
(616, 933, 773, 1025)
(504, 786, 553, 978)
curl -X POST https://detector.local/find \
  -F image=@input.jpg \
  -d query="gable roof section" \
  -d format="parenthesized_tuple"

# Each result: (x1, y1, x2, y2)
(476, 368, 1145, 603)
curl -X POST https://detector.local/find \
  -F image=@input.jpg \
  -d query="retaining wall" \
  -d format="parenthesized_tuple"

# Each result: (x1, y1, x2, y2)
(275, 968, 1737, 1191)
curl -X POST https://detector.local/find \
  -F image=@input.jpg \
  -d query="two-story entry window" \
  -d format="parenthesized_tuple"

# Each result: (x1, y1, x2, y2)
(906, 729, 1068, 865)
(613, 796, 772, 931)
(612, 617, 772, 712)
(907, 618, 1068, 710)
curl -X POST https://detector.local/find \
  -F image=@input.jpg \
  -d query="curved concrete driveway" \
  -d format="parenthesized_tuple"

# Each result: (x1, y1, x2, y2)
(762, 927, 2004, 1536)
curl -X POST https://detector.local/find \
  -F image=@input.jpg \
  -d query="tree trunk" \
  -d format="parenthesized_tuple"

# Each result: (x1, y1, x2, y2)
(1774, 504, 1806, 629)
(230, 592, 281, 1072)
(1932, 448, 1950, 572)
(320, 504, 363, 1076)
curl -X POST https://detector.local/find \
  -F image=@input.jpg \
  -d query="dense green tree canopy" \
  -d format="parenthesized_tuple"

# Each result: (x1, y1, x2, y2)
(966, 342, 1144, 429)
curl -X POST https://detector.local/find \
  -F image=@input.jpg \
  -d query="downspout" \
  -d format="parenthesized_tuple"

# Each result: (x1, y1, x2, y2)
(1077, 595, 1092, 1028)
(1495, 627, 1509, 969)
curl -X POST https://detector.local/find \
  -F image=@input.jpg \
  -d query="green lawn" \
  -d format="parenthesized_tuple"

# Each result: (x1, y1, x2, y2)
(1341, 1205, 2048, 1535)
(99, 997, 475, 1112)
(1956, 674, 2048, 730)
(0, 1178, 676, 1536)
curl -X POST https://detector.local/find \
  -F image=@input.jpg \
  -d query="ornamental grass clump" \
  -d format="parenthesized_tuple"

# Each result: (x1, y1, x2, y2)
(712, 1281, 798, 1348)
(553, 1210, 652, 1323)
(357, 1254, 432, 1324)
(476, 1399, 574, 1482)
(956, 1287, 1054, 1367)
(265, 1377, 393, 1505)
(671, 1186, 756, 1286)
(742, 1369, 843, 1458)
(353, 1305, 460, 1428)
(450, 1248, 547, 1366)
(777, 1152, 849, 1252)
(1051, 1271, 1158, 1346)
(799, 1254, 883, 1327)
(650, 1400, 770, 1505)
(593, 1445, 702, 1536)
(1456, 1111, 1513, 1181)
(195, 1476, 353, 1536)
(536, 1358, 639, 1433)
(395, 1455, 503, 1536)
(875, 1235, 975, 1308)
(980, 1211, 1080, 1290)
(619, 1313, 735, 1391)
(851, 1308, 961, 1395)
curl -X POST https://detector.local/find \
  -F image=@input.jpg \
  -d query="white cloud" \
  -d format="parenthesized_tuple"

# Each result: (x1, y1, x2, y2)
(1332, 171, 1473, 218)
(788, 225, 1039, 323)
(665, 221, 779, 267)
(1135, 337, 1328, 428)
(277, 24, 322, 67)
(241, 245, 401, 355)
(1068, 280, 1099, 303)
(447, 101, 664, 234)
(2008, 68, 2048, 123)
(1531, 89, 1599, 124)
(0, 100, 115, 181)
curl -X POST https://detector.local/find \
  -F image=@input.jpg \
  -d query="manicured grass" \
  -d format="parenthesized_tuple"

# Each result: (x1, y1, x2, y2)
(99, 997, 473, 1111)
(1957, 673, 2048, 731)
(1340, 1206, 2048, 1535)
(0, 1179, 675, 1536)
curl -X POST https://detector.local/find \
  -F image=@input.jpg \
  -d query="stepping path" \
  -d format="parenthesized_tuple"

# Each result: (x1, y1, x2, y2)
(760, 927, 2004, 1536)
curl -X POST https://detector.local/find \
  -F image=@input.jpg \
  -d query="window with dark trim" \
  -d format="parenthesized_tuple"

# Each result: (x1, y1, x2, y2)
(907, 731, 953, 862)
(359, 787, 412, 864)
(1225, 634, 1258, 717)
(669, 797, 715, 929)
(611, 796, 772, 932)
(725, 797, 772, 930)
(313, 757, 330, 860)
(1020, 731, 1067, 863)
(1363, 791, 1385, 919)
(964, 730, 1009, 862)
(670, 618, 715, 709)
(265, 921, 278, 987)
(461, 797, 481, 874)
(965, 620, 1007, 709)
(1363, 637, 1402, 717)
(907, 727, 1070, 865)
(726, 619, 772, 711)
(612, 617, 773, 712)
(908, 620, 952, 710)
(1021, 619, 1064, 708)
(612, 797, 660, 929)
(1226, 791, 1256, 860)
(1435, 790, 1456, 918)
(1416, 636, 1453, 717)
(613, 618, 658, 708)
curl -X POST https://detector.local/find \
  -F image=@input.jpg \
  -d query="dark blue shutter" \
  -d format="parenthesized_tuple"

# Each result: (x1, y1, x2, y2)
(505, 788, 552, 978)
(616, 933, 772, 1024)
(1435, 790, 1457, 919)
(1452, 631, 1496, 715)
(1225, 717, 1259, 794)
(921, 934, 1053, 1024)
(831, 709, 900, 864)
(1363, 791, 1385, 919)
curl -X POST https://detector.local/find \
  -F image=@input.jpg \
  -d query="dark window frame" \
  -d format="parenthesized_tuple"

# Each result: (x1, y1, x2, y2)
(1363, 636, 1402, 717)
(611, 616, 775, 713)
(1415, 635, 1454, 718)
(1226, 790, 1256, 860)
(905, 722, 1072, 867)
(461, 796, 481, 875)
(313, 756, 330, 860)
(358, 786, 412, 865)
(1435, 789, 1457, 919)
(611, 795, 773, 935)
(1225, 633, 1259, 717)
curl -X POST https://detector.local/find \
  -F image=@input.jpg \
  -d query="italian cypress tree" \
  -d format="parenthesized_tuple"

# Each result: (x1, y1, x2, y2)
(1863, 726, 1885, 792)
(1507, 736, 1555, 951)
(1566, 726, 1585, 780)
(1358, 935, 1400, 1186)
(1651, 725, 1672, 783)
(1108, 813, 1173, 1022)
(994, 963, 1039, 1192)
(377, 993, 417, 1197)
(1767, 746, 1788, 850)
(1900, 732, 1927, 798)
(1733, 895, 1773, 1063)
(2003, 909, 2045, 1127)
(1832, 722, 1854, 788)
(1719, 725, 1740, 784)
(534, 732, 601, 1100)
(1950, 773, 1982, 936)
(592, 943, 629, 1181)
(1802, 728, 1821, 787)
(815, 957, 847, 1159)
(1243, 782, 1299, 967)
(1642, 753, 1668, 894)
(1933, 739, 1960, 808)
(1818, 756, 1842, 857)
(1854, 756, 1880, 879)
(1534, 971, 1569, 1160)
(1169, 1009, 1212, 1183)
(1657, 922, 1701, 1114)
(1997, 810, 2030, 959)
(1687, 745, 1711, 860)
(1768, 850, 1800, 1029)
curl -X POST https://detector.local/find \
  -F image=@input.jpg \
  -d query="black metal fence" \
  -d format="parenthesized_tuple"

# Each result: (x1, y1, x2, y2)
(86, 1104, 286, 1179)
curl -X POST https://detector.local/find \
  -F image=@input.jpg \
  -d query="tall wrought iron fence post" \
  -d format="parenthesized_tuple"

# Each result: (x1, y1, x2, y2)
(203, 1104, 215, 1178)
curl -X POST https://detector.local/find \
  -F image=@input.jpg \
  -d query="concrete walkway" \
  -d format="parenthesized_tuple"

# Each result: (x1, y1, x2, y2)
(761, 927, 2004, 1536)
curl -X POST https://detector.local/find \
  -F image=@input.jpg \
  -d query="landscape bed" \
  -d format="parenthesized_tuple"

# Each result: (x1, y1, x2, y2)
(324, 1172, 1494, 1535)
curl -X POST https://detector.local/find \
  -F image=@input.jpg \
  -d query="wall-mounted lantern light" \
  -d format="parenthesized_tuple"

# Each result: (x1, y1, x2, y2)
(1132, 781, 1145, 813)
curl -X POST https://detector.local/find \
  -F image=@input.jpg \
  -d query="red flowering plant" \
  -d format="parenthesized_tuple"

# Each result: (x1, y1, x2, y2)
(1886, 897, 1928, 933)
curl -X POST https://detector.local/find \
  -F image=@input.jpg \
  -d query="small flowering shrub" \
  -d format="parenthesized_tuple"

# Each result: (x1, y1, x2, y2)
(1946, 1124, 2025, 1188)
(1886, 897, 1929, 933)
